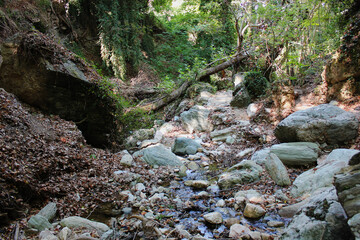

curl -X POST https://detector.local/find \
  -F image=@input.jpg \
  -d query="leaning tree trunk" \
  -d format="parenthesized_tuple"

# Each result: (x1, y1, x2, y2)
(136, 54, 246, 112)
(196, 54, 246, 81)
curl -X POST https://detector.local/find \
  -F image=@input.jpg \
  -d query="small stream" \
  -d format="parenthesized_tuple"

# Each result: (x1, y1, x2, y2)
(164, 169, 289, 239)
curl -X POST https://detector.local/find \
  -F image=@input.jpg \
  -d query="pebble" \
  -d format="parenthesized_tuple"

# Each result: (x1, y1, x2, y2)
(243, 203, 266, 219)
(216, 199, 225, 207)
(229, 224, 251, 239)
(184, 180, 210, 188)
(203, 212, 223, 224)
(58, 227, 71, 240)
(267, 220, 285, 227)
(224, 218, 240, 228)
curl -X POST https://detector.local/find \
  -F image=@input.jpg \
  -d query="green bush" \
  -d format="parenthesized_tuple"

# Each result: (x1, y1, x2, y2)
(243, 72, 269, 99)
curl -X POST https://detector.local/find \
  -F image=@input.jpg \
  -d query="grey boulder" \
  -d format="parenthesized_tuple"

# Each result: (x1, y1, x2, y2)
(265, 153, 291, 186)
(60, 216, 110, 236)
(230, 85, 251, 108)
(133, 144, 183, 167)
(275, 104, 359, 145)
(218, 160, 263, 189)
(270, 142, 319, 166)
(172, 137, 202, 156)
(290, 149, 359, 198)
(280, 187, 352, 240)
(180, 105, 212, 133)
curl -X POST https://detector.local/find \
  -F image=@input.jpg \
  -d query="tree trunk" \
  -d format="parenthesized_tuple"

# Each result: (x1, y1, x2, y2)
(196, 54, 246, 81)
(136, 54, 246, 112)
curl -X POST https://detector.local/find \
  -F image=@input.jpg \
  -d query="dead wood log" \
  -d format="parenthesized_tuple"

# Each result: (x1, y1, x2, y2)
(135, 54, 246, 112)
(135, 80, 191, 112)
(196, 54, 246, 81)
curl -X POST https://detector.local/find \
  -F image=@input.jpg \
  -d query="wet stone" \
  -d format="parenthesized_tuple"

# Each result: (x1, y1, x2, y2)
(267, 220, 285, 227)
(184, 180, 210, 189)
(203, 212, 223, 224)
(243, 203, 266, 219)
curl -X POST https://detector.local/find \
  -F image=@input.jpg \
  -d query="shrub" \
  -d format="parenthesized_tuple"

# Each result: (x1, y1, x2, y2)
(243, 71, 269, 99)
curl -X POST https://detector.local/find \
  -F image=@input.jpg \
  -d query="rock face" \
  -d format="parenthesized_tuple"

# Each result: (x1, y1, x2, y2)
(270, 142, 319, 166)
(172, 137, 202, 156)
(274, 104, 359, 145)
(280, 187, 352, 240)
(335, 155, 360, 239)
(230, 85, 251, 108)
(322, 14, 360, 100)
(218, 160, 263, 189)
(335, 164, 360, 218)
(265, 153, 291, 186)
(291, 149, 360, 198)
(133, 144, 183, 166)
(0, 33, 121, 148)
(180, 105, 212, 133)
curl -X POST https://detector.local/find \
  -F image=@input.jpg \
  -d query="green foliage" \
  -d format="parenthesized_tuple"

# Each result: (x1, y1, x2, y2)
(120, 108, 160, 134)
(155, 76, 176, 93)
(149, 0, 235, 87)
(36, 0, 51, 9)
(186, 82, 216, 99)
(96, 0, 148, 79)
(65, 41, 85, 59)
(243, 72, 269, 99)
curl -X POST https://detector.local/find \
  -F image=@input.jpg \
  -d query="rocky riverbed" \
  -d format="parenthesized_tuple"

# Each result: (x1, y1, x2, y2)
(2, 89, 360, 240)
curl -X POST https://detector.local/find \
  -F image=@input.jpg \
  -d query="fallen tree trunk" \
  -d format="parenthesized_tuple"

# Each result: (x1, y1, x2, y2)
(135, 54, 246, 112)
(135, 80, 191, 112)
(196, 54, 246, 81)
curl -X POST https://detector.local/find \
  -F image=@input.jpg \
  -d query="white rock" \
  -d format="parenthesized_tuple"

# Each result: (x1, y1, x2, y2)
(236, 148, 255, 159)
(243, 204, 266, 218)
(203, 212, 223, 224)
(60, 216, 110, 235)
(229, 224, 251, 239)
(184, 180, 210, 188)
(135, 183, 146, 192)
(120, 152, 134, 166)
(197, 191, 210, 199)
(187, 161, 200, 170)
(39, 229, 58, 240)
(216, 199, 226, 207)
(58, 227, 71, 240)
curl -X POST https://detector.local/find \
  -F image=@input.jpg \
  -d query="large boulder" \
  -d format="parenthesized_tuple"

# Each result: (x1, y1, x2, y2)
(335, 154, 360, 239)
(60, 216, 110, 236)
(230, 85, 251, 108)
(290, 149, 360, 198)
(0, 32, 120, 148)
(172, 137, 202, 156)
(280, 187, 353, 240)
(264, 153, 291, 186)
(125, 128, 155, 148)
(270, 142, 319, 166)
(180, 105, 212, 133)
(133, 144, 183, 167)
(218, 160, 263, 189)
(335, 163, 360, 219)
(274, 104, 359, 145)
(251, 148, 271, 165)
